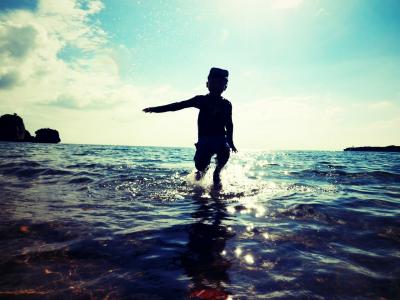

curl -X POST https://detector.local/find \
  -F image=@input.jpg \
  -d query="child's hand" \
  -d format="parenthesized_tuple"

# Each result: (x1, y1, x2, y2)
(227, 141, 237, 153)
(143, 107, 154, 113)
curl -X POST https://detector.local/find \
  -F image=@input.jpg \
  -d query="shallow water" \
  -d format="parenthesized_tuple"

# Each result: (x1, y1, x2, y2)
(0, 142, 399, 299)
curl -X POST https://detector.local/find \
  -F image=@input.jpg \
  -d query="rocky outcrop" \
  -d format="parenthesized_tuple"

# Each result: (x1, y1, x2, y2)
(0, 113, 26, 141)
(23, 130, 35, 142)
(344, 145, 400, 152)
(35, 128, 61, 143)
(0, 113, 61, 143)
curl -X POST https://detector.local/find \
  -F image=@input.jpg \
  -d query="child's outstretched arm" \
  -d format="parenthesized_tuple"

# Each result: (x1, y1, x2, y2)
(143, 97, 199, 113)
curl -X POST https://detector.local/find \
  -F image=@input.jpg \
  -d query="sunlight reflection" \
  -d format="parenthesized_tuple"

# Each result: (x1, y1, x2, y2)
(255, 205, 266, 217)
(246, 224, 254, 231)
(263, 232, 280, 242)
(244, 254, 254, 265)
(227, 206, 236, 214)
(261, 260, 276, 269)
(263, 232, 271, 240)
(235, 247, 242, 257)
(240, 209, 250, 215)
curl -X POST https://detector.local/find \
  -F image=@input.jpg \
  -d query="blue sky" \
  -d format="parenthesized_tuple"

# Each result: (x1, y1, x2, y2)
(98, 0, 400, 99)
(0, 0, 399, 149)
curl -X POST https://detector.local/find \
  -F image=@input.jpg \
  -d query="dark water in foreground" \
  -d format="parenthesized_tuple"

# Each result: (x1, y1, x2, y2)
(0, 142, 399, 299)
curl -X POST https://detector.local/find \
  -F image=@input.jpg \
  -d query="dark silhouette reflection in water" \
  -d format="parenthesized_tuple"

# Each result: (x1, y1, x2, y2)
(181, 189, 234, 299)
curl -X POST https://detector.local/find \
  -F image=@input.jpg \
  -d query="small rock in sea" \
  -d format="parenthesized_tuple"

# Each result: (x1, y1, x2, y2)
(35, 128, 61, 143)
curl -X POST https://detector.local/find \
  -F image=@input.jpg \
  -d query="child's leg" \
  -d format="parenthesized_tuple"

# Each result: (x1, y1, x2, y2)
(214, 146, 230, 183)
(194, 143, 212, 180)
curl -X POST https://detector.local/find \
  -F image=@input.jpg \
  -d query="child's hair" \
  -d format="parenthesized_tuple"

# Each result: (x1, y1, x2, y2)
(208, 67, 229, 84)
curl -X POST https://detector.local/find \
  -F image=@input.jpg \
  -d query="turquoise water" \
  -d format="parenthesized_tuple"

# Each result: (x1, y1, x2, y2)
(0, 142, 399, 299)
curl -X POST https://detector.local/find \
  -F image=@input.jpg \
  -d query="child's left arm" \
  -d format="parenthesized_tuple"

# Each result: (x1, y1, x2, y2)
(226, 103, 237, 153)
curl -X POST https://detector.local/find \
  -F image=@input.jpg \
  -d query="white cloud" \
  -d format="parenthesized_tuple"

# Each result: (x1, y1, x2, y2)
(86, 0, 105, 14)
(0, 0, 129, 110)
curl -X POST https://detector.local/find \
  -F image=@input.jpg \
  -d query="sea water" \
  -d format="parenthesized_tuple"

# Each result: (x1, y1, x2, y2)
(0, 142, 399, 299)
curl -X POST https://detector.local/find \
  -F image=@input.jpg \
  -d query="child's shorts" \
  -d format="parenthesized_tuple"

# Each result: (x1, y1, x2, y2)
(194, 137, 230, 171)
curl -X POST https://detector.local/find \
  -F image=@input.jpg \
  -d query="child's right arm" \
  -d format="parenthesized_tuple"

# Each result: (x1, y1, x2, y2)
(143, 96, 200, 113)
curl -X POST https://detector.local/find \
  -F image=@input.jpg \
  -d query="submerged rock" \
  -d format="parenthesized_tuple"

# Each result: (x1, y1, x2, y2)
(35, 128, 61, 143)
(0, 113, 26, 141)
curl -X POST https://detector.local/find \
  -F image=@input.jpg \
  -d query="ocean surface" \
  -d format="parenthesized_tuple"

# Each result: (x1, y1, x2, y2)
(0, 142, 399, 299)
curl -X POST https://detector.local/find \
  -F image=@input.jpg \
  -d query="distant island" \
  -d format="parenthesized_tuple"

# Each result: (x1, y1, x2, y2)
(0, 113, 61, 144)
(344, 145, 400, 152)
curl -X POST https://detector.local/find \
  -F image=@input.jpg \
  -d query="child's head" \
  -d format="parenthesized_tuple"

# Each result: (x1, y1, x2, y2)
(207, 67, 228, 95)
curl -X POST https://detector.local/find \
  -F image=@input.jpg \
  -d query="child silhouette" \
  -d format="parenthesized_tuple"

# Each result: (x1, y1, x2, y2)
(143, 67, 237, 187)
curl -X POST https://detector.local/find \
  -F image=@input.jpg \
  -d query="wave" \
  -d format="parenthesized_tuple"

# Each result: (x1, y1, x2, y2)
(291, 169, 400, 184)
(0, 161, 42, 168)
(68, 177, 94, 184)
(0, 166, 72, 178)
